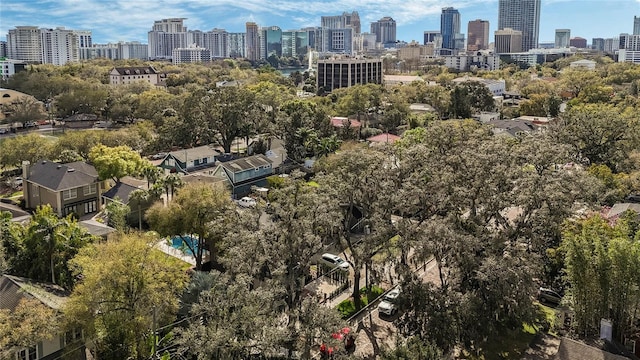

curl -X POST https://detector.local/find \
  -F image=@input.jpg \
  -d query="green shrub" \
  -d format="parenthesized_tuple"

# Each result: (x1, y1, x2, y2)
(337, 299, 356, 318)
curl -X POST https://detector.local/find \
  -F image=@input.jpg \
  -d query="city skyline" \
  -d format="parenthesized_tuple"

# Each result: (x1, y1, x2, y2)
(1, 0, 639, 46)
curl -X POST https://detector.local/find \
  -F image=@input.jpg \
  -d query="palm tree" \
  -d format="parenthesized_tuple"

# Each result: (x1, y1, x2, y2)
(163, 174, 185, 201)
(29, 206, 65, 284)
(141, 166, 162, 189)
(129, 189, 150, 231)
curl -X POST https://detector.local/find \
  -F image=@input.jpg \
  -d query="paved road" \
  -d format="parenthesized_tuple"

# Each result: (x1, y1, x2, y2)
(347, 258, 443, 358)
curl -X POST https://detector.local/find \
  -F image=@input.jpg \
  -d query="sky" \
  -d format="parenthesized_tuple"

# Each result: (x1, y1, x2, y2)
(0, 0, 639, 45)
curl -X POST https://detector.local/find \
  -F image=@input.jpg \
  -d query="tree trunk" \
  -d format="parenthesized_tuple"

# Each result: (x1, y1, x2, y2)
(352, 264, 362, 310)
(50, 251, 56, 284)
(138, 205, 142, 231)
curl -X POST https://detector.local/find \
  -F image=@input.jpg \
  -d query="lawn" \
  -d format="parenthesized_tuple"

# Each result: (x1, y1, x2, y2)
(153, 249, 193, 272)
(464, 304, 557, 360)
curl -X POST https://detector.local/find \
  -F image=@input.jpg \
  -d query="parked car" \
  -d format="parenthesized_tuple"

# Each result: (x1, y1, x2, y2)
(537, 287, 562, 305)
(0, 128, 8, 134)
(236, 197, 257, 208)
(378, 288, 401, 316)
(321, 253, 350, 272)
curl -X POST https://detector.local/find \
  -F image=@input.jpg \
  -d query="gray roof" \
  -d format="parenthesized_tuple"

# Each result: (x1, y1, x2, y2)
(555, 338, 627, 360)
(487, 119, 537, 137)
(222, 154, 273, 174)
(607, 203, 640, 219)
(79, 219, 116, 238)
(102, 181, 140, 203)
(0, 274, 69, 311)
(111, 66, 158, 76)
(167, 145, 219, 163)
(63, 113, 98, 122)
(26, 160, 98, 191)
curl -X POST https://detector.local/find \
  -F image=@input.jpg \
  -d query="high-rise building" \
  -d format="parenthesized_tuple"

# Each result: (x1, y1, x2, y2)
(227, 33, 246, 58)
(494, 28, 523, 53)
(0, 41, 7, 58)
(440, 7, 461, 50)
(423, 31, 440, 45)
(316, 57, 382, 92)
(321, 12, 360, 34)
(555, 29, 570, 48)
(172, 45, 211, 64)
(569, 37, 587, 48)
(634, 16, 640, 35)
(604, 37, 620, 53)
(370, 17, 396, 46)
(498, 0, 541, 51)
(204, 29, 228, 58)
(148, 18, 189, 60)
(592, 38, 605, 52)
(7, 26, 42, 63)
(263, 26, 283, 58)
(80, 41, 148, 61)
(120, 41, 148, 60)
(321, 12, 360, 53)
(467, 19, 489, 51)
(619, 33, 640, 51)
(0, 58, 27, 80)
(282, 30, 309, 58)
(245, 22, 260, 61)
(40, 27, 83, 65)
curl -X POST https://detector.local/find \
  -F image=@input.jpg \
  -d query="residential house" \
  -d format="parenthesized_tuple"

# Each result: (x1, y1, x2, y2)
(109, 66, 160, 85)
(486, 118, 540, 138)
(367, 133, 400, 145)
(101, 178, 158, 228)
(22, 160, 103, 217)
(61, 113, 98, 129)
(555, 337, 628, 360)
(330, 117, 362, 129)
(158, 145, 220, 174)
(216, 154, 273, 197)
(0, 274, 85, 360)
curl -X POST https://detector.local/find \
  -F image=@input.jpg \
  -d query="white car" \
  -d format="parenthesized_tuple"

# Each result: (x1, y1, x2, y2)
(321, 253, 350, 272)
(236, 197, 257, 208)
(378, 288, 401, 316)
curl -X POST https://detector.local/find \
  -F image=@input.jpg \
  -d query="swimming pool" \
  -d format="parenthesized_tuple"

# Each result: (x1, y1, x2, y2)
(171, 235, 199, 256)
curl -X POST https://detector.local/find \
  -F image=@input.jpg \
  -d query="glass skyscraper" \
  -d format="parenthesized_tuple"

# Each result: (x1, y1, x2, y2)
(498, 0, 541, 51)
(440, 7, 460, 50)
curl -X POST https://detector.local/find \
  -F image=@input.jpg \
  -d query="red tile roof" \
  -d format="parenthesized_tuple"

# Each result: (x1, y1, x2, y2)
(367, 133, 401, 143)
(330, 117, 361, 128)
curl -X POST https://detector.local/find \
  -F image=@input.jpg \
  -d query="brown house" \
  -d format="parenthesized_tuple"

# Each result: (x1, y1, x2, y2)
(22, 160, 104, 217)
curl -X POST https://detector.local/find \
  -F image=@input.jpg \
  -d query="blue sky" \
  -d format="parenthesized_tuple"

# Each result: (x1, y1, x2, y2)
(1, 0, 639, 44)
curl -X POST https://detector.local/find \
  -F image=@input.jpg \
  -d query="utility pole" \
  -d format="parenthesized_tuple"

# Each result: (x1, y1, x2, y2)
(151, 306, 157, 358)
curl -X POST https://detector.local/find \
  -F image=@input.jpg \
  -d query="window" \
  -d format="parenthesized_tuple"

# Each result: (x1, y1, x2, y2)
(84, 200, 97, 214)
(64, 328, 83, 346)
(63, 188, 77, 200)
(64, 205, 77, 217)
(15, 347, 36, 360)
(83, 184, 97, 195)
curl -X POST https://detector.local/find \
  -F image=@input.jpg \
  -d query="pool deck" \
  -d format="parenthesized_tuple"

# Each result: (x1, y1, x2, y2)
(155, 239, 197, 266)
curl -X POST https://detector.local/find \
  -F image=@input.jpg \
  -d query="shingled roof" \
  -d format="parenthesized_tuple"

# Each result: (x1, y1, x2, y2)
(555, 338, 628, 360)
(26, 160, 98, 191)
(0, 274, 69, 311)
(222, 154, 272, 174)
(102, 181, 140, 204)
(167, 145, 219, 164)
